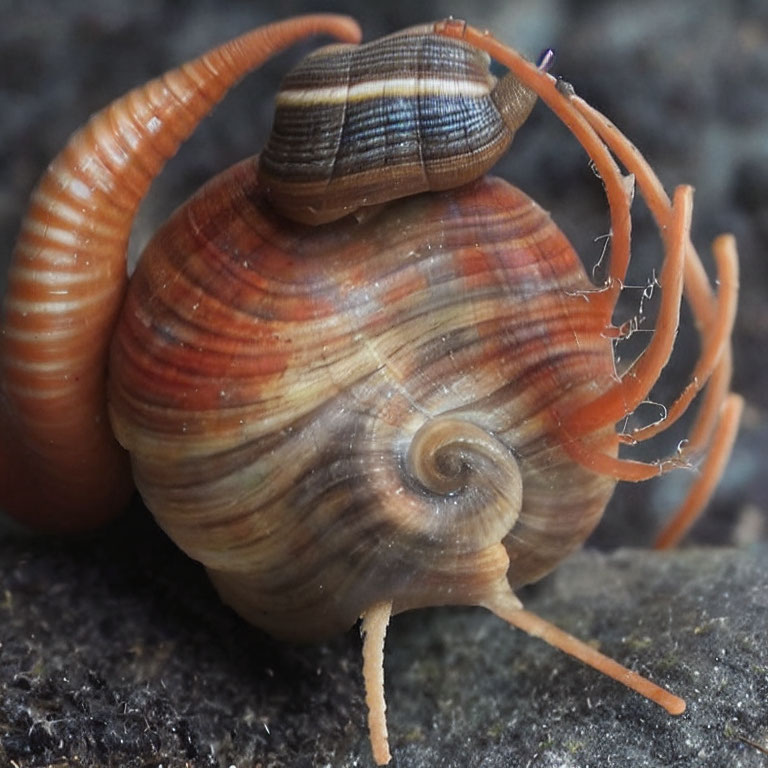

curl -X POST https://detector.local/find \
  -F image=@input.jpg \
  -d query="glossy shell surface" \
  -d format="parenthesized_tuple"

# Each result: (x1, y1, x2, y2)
(258, 24, 537, 224)
(109, 160, 618, 640)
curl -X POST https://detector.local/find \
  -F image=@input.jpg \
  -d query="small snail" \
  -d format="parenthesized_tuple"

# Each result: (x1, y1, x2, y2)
(0, 14, 743, 766)
(258, 23, 538, 223)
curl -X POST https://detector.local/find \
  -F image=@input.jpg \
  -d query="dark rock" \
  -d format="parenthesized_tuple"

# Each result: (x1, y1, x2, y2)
(0, 510, 765, 767)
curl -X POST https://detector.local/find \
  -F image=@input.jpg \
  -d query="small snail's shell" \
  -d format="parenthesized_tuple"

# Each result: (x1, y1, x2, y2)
(108, 160, 618, 641)
(258, 25, 537, 224)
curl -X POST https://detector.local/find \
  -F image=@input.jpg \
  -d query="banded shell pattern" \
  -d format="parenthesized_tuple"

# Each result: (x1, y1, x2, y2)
(258, 24, 538, 224)
(0, 14, 742, 766)
(108, 166, 618, 640)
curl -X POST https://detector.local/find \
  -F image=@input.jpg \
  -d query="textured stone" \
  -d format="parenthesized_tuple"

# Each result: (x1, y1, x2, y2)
(0, 511, 766, 767)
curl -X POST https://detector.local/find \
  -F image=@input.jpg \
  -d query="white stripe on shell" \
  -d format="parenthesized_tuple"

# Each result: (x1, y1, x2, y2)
(276, 76, 490, 107)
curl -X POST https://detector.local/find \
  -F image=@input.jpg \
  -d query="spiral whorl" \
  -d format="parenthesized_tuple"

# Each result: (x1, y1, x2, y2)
(397, 418, 522, 550)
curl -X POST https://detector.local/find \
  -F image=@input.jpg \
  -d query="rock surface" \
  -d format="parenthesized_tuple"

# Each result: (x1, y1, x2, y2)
(0, 510, 766, 767)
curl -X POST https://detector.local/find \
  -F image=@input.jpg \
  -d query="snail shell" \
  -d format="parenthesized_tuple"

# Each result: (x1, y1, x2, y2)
(108, 161, 618, 640)
(258, 24, 537, 224)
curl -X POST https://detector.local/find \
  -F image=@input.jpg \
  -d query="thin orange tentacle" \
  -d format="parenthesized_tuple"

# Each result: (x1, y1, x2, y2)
(574, 97, 718, 327)
(0, 15, 362, 532)
(434, 19, 632, 323)
(689, 350, 733, 451)
(627, 235, 738, 444)
(555, 102, 736, 476)
(654, 393, 744, 549)
(547, 239, 735, 485)
(488, 597, 686, 716)
(575, 100, 735, 447)
(559, 185, 689, 437)
(560, 353, 734, 484)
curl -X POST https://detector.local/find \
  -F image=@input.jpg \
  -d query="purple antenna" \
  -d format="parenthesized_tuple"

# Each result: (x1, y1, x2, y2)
(537, 48, 555, 72)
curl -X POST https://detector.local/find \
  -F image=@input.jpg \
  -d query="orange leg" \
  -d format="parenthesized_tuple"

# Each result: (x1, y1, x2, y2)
(558, 184, 689, 437)
(654, 393, 743, 549)
(565, 242, 737, 483)
(488, 596, 686, 716)
(361, 601, 394, 766)
(576, 104, 738, 446)
(622, 237, 737, 445)
(360, 590, 689, 767)
(576, 96, 719, 329)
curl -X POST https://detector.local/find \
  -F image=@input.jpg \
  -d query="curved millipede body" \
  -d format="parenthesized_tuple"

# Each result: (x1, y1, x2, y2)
(0, 15, 743, 767)
(0, 14, 363, 531)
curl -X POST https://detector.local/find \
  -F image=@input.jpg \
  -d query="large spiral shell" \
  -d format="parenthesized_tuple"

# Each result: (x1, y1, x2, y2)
(108, 161, 618, 640)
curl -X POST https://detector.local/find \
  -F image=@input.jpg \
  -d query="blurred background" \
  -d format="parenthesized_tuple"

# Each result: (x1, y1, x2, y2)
(0, 2, 766, 766)
(1, 0, 765, 548)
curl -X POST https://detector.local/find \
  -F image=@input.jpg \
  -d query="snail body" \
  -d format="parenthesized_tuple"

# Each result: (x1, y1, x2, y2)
(258, 24, 537, 224)
(0, 15, 742, 767)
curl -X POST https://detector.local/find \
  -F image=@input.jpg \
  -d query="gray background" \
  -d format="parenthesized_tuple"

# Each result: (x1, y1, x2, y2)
(0, 1, 766, 766)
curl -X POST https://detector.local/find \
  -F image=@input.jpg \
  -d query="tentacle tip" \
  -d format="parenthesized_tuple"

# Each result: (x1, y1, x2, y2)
(672, 184, 695, 214)
(726, 392, 745, 416)
(373, 744, 393, 766)
(664, 695, 687, 716)
(713, 232, 738, 253)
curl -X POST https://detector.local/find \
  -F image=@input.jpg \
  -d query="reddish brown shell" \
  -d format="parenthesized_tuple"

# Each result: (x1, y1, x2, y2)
(107, 159, 618, 639)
